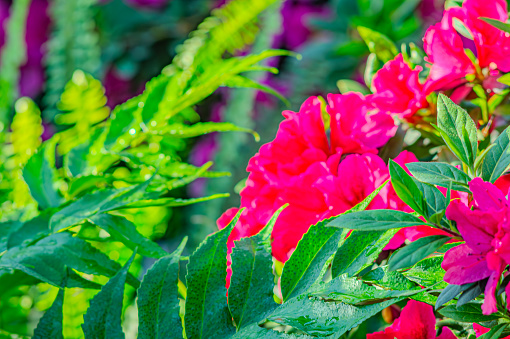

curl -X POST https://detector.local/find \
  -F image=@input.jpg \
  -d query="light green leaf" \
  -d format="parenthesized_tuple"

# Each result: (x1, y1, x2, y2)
(22, 139, 63, 209)
(327, 209, 425, 231)
(436, 94, 478, 168)
(406, 162, 471, 193)
(403, 256, 446, 288)
(479, 324, 509, 339)
(160, 122, 260, 141)
(222, 75, 289, 106)
(357, 26, 398, 63)
(82, 251, 136, 339)
(89, 214, 168, 258)
(481, 127, 510, 183)
(388, 235, 451, 271)
(183, 211, 241, 338)
(479, 17, 510, 33)
(137, 238, 187, 339)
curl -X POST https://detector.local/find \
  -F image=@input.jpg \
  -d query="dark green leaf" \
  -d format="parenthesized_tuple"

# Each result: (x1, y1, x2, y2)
(357, 26, 398, 63)
(22, 139, 63, 209)
(327, 209, 425, 231)
(331, 229, 398, 278)
(7, 212, 51, 249)
(32, 273, 66, 339)
(267, 296, 401, 337)
(435, 284, 472, 310)
(457, 279, 486, 308)
(183, 211, 240, 338)
(481, 127, 510, 183)
(388, 235, 450, 271)
(0, 221, 22, 251)
(281, 182, 388, 301)
(89, 214, 167, 258)
(82, 251, 136, 339)
(137, 238, 187, 339)
(0, 233, 139, 289)
(438, 303, 500, 322)
(479, 323, 509, 339)
(229, 207, 285, 330)
(406, 162, 471, 193)
(232, 323, 311, 338)
(436, 94, 478, 167)
(389, 160, 426, 216)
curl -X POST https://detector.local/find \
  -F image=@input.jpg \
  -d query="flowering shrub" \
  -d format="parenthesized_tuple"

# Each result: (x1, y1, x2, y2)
(4, 0, 510, 338)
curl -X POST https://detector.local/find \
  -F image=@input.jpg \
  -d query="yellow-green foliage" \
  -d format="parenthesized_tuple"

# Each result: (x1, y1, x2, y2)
(56, 70, 110, 154)
(9, 97, 43, 208)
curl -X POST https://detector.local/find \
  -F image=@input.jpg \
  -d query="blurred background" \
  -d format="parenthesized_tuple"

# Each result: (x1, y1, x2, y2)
(0, 0, 447, 337)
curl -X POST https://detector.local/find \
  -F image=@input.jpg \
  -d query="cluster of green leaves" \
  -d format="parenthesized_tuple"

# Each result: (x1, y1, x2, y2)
(0, 0, 294, 336)
(330, 94, 510, 336)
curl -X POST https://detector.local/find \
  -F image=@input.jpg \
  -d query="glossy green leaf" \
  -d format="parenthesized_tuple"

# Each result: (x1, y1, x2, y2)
(406, 162, 471, 193)
(32, 273, 66, 339)
(137, 238, 187, 339)
(327, 209, 425, 231)
(0, 221, 22, 251)
(331, 229, 398, 278)
(229, 207, 285, 330)
(50, 178, 157, 231)
(388, 235, 450, 271)
(281, 182, 388, 301)
(436, 94, 478, 167)
(362, 266, 417, 291)
(232, 323, 311, 338)
(357, 26, 398, 63)
(22, 139, 63, 209)
(389, 160, 426, 215)
(438, 302, 500, 322)
(7, 212, 51, 249)
(183, 211, 241, 338)
(0, 232, 139, 289)
(267, 296, 402, 337)
(309, 274, 420, 304)
(479, 323, 509, 339)
(403, 256, 446, 288)
(89, 214, 167, 258)
(481, 127, 510, 183)
(82, 251, 136, 339)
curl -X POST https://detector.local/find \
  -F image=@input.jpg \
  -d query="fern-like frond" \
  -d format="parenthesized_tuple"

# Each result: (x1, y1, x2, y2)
(56, 70, 110, 155)
(43, 0, 101, 120)
(0, 0, 31, 124)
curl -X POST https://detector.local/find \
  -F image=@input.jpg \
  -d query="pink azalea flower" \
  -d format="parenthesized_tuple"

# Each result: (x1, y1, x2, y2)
(369, 54, 429, 122)
(218, 95, 400, 267)
(423, 20, 475, 92)
(368, 300, 457, 339)
(442, 178, 510, 315)
(474, 323, 510, 338)
(449, 0, 510, 73)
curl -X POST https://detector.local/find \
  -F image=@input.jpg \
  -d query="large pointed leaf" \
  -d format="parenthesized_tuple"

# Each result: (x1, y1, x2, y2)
(228, 207, 285, 330)
(0, 221, 22, 251)
(280, 182, 388, 302)
(22, 139, 63, 209)
(33, 273, 66, 339)
(327, 209, 425, 231)
(137, 238, 187, 339)
(89, 214, 167, 258)
(331, 229, 398, 278)
(481, 127, 510, 183)
(438, 303, 500, 322)
(0, 232, 139, 288)
(7, 212, 51, 249)
(183, 212, 241, 338)
(50, 178, 158, 231)
(267, 297, 402, 337)
(406, 162, 471, 192)
(388, 235, 450, 271)
(389, 160, 426, 216)
(82, 251, 136, 339)
(403, 256, 446, 288)
(436, 94, 478, 167)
